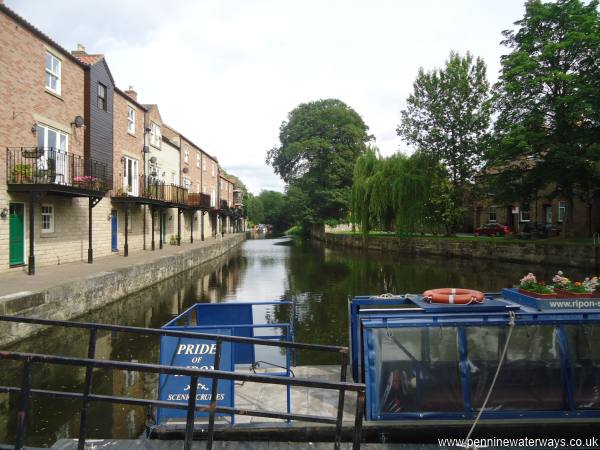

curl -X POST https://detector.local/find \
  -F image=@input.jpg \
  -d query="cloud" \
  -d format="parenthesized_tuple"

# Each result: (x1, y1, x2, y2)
(9, 0, 526, 194)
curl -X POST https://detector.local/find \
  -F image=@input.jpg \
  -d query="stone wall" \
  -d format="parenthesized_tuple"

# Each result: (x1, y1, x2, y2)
(0, 233, 245, 346)
(315, 232, 597, 269)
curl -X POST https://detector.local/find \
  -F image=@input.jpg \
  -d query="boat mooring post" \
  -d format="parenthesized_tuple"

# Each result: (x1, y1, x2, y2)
(334, 351, 349, 450)
(183, 375, 199, 450)
(78, 328, 98, 450)
(14, 360, 32, 450)
(206, 339, 222, 450)
(353, 391, 365, 450)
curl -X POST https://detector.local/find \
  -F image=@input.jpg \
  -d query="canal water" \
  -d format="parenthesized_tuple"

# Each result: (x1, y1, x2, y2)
(0, 235, 592, 446)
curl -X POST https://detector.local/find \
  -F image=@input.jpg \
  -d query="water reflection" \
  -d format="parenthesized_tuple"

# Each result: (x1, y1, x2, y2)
(0, 236, 592, 446)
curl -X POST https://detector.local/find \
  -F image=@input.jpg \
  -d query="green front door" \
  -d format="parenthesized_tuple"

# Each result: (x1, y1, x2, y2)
(9, 203, 24, 266)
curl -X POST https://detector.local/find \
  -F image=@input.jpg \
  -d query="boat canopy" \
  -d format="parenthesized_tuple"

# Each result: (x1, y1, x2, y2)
(350, 290, 600, 421)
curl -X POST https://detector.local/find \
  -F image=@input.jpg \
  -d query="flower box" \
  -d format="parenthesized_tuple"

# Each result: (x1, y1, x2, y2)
(517, 288, 557, 299)
(553, 289, 600, 299)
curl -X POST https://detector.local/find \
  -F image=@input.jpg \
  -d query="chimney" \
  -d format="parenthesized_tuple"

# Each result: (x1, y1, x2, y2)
(71, 43, 87, 56)
(125, 85, 138, 101)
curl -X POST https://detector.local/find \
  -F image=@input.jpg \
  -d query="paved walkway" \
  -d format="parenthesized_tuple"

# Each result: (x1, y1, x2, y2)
(0, 234, 242, 298)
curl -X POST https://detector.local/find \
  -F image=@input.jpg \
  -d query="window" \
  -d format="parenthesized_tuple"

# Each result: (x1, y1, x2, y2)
(150, 122, 161, 148)
(37, 124, 68, 183)
(123, 156, 138, 196)
(558, 201, 566, 222)
(211, 189, 216, 207)
(202, 155, 206, 171)
(45, 51, 61, 94)
(196, 152, 201, 168)
(488, 206, 497, 223)
(41, 204, 54, 233)
(97, 83, 107, 110)
(184, 145, 189, 164)
(127, 106, 135, 134)
(211, 162, 215, 177)
(183, 178, 191, 190)
(520, 204, 530, 222)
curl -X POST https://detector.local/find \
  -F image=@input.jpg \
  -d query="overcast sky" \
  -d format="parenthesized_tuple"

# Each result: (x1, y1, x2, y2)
(9, 0, 526, 194)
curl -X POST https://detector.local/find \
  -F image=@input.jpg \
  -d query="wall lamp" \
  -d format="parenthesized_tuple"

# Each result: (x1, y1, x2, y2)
(0, 208, 8, 219)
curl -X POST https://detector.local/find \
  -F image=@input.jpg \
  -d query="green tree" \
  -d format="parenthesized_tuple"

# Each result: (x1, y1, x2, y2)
(488, 0, 600, 236)
(351, 150, 458, 236)
(256, 190, 291, 231)
(245, 194, 264, 225)
(397, 51, 492, 188)
(267, 99, 372, 230)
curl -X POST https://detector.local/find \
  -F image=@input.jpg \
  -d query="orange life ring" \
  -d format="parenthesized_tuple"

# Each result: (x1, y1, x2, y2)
(422, 288, 484, 304)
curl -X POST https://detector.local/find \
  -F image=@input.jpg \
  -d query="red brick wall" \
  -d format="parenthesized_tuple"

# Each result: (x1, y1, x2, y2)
(0, 10, 85, 185)
(112, 91, 145, 193)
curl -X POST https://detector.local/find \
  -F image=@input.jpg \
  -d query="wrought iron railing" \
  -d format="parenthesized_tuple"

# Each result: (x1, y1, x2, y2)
(112, 174, 189, 205)
(187, 192, 211, 209)
(6, 147, 109, 192)
(0, 315, 365, 450)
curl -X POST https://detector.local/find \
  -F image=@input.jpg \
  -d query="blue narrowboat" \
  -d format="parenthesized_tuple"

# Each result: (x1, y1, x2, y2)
(350, 289, 600, 422)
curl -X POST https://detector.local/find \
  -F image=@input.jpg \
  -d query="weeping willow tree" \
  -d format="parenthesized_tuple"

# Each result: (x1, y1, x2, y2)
(352, 150, 450, 237)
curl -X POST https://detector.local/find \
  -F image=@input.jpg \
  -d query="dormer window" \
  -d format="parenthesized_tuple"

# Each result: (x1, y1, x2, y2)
(45, 51, 61, 94)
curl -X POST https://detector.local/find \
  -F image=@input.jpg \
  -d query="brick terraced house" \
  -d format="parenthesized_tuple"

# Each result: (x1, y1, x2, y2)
(0, 2, 245, 274)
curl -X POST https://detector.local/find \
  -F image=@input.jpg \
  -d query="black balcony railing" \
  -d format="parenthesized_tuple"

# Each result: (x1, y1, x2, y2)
(7, 147, 109, 192)
(112, 175, 189, 205)
(0, 314, 365, 450)
(233, 193, 243, 206)
(187, 192, 211, 209)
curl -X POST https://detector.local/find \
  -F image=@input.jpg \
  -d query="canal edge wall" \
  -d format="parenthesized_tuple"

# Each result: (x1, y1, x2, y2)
(0, 234, 246, 346)
(313, 231, 597, 269)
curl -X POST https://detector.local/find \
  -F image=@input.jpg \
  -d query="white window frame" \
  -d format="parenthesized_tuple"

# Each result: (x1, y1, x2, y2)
(184, 145, 189, 164)
(558, 201, 566, 223)
(127, 106, 136, 134)
(183, 178, 191, 190)
(488, 206, 497, 223)
(37, 124, 68, 184)
(41, 204, 54, 233)
(123, 156, 139, 196)
(45, 51, 61, 95)
(520, 204, 531, 222)
(150, 122, 161, 148)
(196, 152, 201, 168)
(211, 189, 216, 207)
(211, 162, 215, 177)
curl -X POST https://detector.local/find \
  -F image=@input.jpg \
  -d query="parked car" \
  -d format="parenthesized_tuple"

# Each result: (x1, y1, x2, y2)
(517, 222, 561, 239)
(474, 223, 512, 237)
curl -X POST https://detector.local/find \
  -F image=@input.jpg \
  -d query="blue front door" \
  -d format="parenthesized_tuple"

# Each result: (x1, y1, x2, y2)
(111, 210, 118, 251)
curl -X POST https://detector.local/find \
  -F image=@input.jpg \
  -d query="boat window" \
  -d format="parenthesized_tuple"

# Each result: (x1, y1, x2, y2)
(372, 327, 463, 414)
(467, 325, 563, 411)
(564, 324, 600, 410)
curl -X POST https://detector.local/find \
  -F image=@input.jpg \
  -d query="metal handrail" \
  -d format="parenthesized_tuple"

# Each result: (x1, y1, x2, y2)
(0, 315, 347, 353)
(6, 147, 109, 192)
(0, 315, 363, 450)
